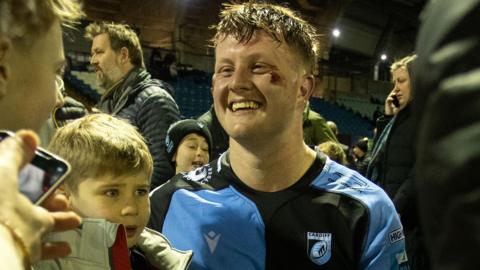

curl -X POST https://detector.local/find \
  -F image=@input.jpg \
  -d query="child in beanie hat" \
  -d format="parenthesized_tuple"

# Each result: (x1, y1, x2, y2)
(165, 119, 213, 174)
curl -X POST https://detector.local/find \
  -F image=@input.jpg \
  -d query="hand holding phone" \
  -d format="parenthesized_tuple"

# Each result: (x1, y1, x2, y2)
(0, 130, 70, 205)
(392, 94, 400, 108)
(0, 130, 81, 263)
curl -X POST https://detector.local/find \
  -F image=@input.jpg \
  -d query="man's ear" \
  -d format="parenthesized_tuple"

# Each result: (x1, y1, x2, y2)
(119, 47, 130, 65)
(0, 37, 11, 99)
(299, 74, 315, 102)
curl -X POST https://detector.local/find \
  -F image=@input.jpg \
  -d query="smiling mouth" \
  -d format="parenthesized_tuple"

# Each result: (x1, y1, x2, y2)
(229, 101, 261, 112)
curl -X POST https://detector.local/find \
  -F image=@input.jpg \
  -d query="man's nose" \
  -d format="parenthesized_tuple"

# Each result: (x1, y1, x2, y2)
(229, 68, 252, 92)
(90, 55, 97, 65)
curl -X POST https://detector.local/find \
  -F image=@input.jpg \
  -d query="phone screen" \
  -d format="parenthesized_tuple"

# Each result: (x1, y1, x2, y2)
(19, 155, 69, 203)
(0, 130, 70, 204)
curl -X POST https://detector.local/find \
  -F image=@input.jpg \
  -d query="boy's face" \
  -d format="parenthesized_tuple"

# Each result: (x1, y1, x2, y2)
(173, 133, 209, 174)
(68, 173, 151, 248)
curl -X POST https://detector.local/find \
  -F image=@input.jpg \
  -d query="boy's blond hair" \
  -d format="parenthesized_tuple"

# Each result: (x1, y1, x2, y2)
(48, 113, 153, 193)
(318, 141, 348, 165)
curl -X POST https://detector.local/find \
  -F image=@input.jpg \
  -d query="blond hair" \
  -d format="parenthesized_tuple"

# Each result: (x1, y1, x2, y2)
(48, 113, 153, 193)
(212, 2, 320, 73)
(318, 141, 348, 165)
(390, 54, 417, 73)
(0, 0, 84, 44)
(85, 22, 145, 68)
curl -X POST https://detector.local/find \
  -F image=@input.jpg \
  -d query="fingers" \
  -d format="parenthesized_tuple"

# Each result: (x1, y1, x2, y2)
(21, 199, 55, 262)
(41, 193, 69, 212)
(15, 130, 40, 156)
(40, 242, 72, 260)
(0, 130, 38, 175)
(50, 211, 81, 232)
(41, 193, 81, 232)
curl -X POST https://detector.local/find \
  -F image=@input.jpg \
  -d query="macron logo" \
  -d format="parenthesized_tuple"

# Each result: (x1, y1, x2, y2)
(203, 231, 221, 254)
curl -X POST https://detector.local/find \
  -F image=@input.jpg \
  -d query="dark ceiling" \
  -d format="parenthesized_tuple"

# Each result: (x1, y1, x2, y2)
(82, 0, 427, 75)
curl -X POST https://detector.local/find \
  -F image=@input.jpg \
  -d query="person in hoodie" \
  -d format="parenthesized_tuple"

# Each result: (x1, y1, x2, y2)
(85, 22, 181, 189)
(35, 113, 192, 270)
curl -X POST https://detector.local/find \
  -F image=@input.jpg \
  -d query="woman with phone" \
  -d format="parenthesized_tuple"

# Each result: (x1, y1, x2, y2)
(367, 54, 429, 269)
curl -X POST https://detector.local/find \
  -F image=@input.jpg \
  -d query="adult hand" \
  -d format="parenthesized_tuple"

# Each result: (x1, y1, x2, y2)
(0, 130, 81, 263)
(384, 90, 400, 116)
(39, 193, 81, 260)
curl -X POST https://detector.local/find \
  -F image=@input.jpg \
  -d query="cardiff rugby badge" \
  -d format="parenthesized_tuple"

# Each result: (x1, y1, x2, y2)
(307, 232, 332, 266)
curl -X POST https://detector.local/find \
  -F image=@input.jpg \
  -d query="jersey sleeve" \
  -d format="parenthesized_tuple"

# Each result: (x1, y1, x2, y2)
(359, 196, 409, 270)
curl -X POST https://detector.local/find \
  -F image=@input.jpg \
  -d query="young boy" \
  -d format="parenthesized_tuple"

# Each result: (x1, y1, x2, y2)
(35, 113, 192, 269)
(165, 119, 212, 174)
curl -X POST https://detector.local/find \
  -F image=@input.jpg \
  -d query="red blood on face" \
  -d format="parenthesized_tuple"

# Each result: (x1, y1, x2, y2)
(270, 71, 281, 83)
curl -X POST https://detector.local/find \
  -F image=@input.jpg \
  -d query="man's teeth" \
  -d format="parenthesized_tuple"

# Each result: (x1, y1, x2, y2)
(231, 101, 259, 112)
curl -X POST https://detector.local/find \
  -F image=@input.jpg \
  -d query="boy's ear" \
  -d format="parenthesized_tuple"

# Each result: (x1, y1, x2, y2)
(0, 37, 11, 99)
(171, 153, 177, 163)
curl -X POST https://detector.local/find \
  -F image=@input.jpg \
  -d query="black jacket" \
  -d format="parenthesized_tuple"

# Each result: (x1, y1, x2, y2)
(369, 105, 416, 228)
(97, 68, 180, 188)
(197, 106, 229, 159)
(414, 0, 480, 269)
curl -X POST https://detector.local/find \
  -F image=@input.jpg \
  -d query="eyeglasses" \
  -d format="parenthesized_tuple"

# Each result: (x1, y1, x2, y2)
(55, 75, 66, 97)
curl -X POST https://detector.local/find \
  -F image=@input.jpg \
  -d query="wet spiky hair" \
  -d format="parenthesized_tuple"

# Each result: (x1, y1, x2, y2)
(211, 1, 321, 73)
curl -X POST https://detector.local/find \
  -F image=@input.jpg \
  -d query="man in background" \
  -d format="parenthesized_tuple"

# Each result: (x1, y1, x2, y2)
(85, 22, 181, 187)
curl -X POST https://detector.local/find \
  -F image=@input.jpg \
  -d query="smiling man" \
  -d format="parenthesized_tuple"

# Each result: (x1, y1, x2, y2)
(149, 2, 408, 270)
(85, 22, 181, 188)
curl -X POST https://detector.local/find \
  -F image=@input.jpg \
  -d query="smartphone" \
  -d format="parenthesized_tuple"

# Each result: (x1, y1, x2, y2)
(392, 95, 400, 108)
(0, 130, 70, 205)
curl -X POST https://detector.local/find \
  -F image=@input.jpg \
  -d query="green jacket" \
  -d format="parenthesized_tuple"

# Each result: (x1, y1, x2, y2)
(303, 105, 338, 146)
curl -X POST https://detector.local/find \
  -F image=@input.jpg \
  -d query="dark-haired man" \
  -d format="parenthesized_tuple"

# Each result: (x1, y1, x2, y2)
(149, 2, 408, 269)
(85, 22, 180, 188)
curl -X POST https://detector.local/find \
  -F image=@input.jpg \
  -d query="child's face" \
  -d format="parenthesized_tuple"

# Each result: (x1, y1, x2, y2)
(173, 133, 209, 174)
(68, 173, 151, 248)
